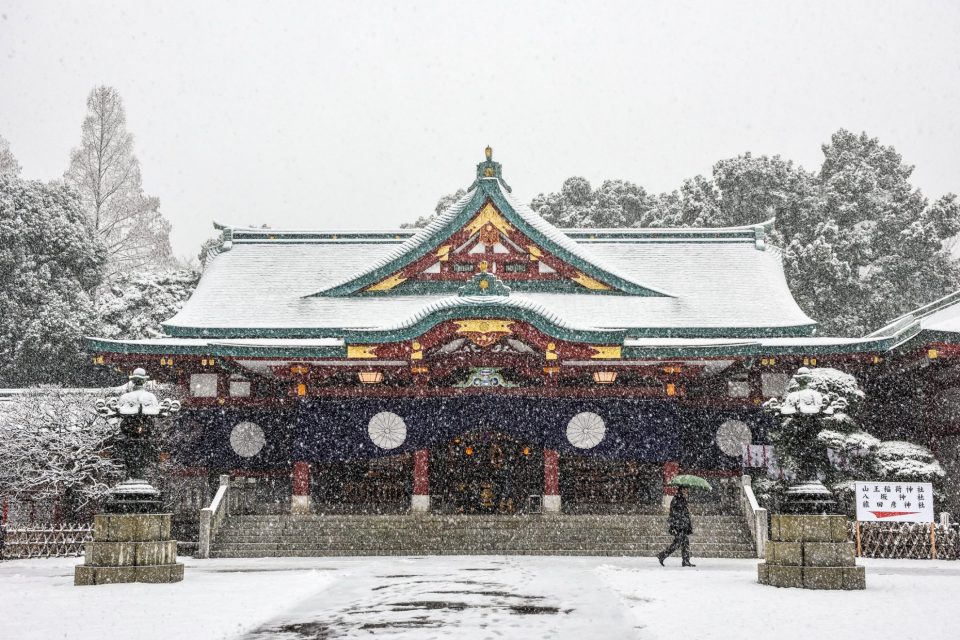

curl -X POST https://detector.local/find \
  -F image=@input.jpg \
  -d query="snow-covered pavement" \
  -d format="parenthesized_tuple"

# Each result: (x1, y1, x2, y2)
(1, 555, 958, 639)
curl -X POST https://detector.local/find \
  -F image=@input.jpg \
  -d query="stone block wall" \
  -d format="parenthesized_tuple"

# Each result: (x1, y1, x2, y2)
(758, 514, 865, 590)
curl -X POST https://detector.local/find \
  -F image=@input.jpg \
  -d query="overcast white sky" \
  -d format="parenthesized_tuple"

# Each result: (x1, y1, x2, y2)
(1, 1, 958, 259)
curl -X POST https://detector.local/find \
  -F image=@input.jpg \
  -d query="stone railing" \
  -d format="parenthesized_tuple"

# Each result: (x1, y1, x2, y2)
(740, 475, 768, 558)
(197, 474, 230, 559)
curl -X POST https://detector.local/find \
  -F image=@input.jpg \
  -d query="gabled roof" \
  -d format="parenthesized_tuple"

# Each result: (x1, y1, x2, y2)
(310, 176, 672, 297)
(156, 230, 814, 339)
(87, 151, 817, 345)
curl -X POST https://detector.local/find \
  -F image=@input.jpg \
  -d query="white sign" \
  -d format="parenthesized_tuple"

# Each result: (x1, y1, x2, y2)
(854, 481, 934, 523)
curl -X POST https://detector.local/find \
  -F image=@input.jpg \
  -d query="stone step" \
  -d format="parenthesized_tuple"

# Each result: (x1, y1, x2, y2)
(209, 513, 756, 559)
(224, 515, 743, 522)
(215, 532, 752, 542)
(218, 526, 748, 536)
(220, 521, 744, 533)
(208, 547, 758, 559)
(211, 542, 754, 552)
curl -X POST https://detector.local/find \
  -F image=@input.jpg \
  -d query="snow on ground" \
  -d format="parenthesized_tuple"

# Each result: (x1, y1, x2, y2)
(1, 556, 958, 639)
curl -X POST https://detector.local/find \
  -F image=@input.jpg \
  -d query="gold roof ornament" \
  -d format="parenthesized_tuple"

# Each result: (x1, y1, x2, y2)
(471, 145, 511, 192)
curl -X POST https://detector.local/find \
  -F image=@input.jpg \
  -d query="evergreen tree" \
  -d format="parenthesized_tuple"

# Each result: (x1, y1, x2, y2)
(762, 367, 944, 510)
(0, 175, 106, 386)
(527, 130, 960, 337)
(531, 177, 651, 228)
(402, 188, 467, 229)
(65, 86, 173, 277)
(0, 133, 21, 177)
(96, 269, 200, 340)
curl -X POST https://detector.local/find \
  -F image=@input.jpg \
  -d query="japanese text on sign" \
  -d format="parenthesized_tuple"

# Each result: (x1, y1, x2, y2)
(854, 481, 934, 523)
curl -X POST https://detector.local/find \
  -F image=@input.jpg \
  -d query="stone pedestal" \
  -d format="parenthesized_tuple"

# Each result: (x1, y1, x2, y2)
(758, 514, 865, 590)
(75, 513, 183, 585)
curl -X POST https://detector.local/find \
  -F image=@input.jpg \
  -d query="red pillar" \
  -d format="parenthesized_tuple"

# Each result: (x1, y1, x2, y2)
(662, 460, 680, 510)
(543, 448, 560, 512)
(291, 461, 312, 514)
(412, 449, 430, 512)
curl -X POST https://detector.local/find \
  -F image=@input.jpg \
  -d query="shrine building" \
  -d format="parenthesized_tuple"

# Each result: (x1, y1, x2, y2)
(88, 149, 960, 520)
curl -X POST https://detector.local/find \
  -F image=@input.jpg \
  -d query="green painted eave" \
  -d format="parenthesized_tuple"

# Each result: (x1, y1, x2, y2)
(625, 324, 818, 340)
(85, 337, 346, 359)
(622, 340, 886, 359)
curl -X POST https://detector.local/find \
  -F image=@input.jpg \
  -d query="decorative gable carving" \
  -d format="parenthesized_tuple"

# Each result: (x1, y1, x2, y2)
(365, 198, 619, 292)
(309, 149, 671, 298)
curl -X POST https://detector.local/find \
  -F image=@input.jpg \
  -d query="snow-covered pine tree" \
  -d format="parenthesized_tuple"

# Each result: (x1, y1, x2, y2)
(786, 130, 960, 336)
(526, 130, 960, 337)
(0, 175, 106, 386)
(531, 177, 651, 228)
(64, 86, 174, 277)
(762, 367, 944, 511)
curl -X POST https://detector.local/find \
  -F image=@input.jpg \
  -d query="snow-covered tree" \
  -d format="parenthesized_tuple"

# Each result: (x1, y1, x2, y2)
(0, 175, 106, 386)
(197, 235, 222, 270)
(96, 268, 199, 339)
(0, 133, 21, 177)
(531, 178, 651, 228)
(65, 86, 173, 276)
(527, 130, 960, 337)
(402, 188, 467, 229)
(764, 367, 944, 508)
(0, 387, 123, 520)
(783, 130, 960, 336)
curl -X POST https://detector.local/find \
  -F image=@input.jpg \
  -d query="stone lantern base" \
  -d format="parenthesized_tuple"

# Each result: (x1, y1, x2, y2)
(75, 513, 183, 585)
(758, 514, 865, 590)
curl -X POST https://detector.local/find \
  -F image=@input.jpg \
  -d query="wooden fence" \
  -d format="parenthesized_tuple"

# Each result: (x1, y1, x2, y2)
(852, 521, 960, 560)
(0, 523, 93, 560)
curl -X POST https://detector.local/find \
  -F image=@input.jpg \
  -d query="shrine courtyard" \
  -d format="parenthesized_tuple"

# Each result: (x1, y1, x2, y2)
(1, 555, 957, 639)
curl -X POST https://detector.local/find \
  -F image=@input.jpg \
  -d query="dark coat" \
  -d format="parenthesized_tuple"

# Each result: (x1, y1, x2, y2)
(668, 493, 693, 536)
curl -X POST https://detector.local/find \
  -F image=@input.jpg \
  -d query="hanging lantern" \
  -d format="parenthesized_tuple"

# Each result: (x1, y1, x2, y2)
(357, 371, 384, 384)
(592, 371, 618, 384)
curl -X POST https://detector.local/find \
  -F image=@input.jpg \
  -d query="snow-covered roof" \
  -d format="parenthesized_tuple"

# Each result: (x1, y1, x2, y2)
(96, 154, 820, 347)
(159, 229, 813, 339)
(866, 289, 960, 346)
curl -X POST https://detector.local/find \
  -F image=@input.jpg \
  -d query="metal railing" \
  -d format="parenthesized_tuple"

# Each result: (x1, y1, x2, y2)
(0, 523, 93, 560)
(197, 474, 230, 559)
(739, 475, 768, 558)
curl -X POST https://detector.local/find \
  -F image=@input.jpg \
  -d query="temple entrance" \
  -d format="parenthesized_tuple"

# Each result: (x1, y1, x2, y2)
(431, 430, 543, 514)
(560, 457, 663, 514)
(309, 454, 412, 514)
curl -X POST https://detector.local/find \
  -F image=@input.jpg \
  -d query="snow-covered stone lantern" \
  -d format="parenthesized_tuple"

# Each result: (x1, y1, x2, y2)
(758, 367, 866, 590)
(76, 368, 184, 585)
(94, 367, 180, 512)
(763, 367, 848, 514)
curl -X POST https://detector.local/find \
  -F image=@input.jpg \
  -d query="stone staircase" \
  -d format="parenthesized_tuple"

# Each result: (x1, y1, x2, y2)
(208, 513, 757, 558)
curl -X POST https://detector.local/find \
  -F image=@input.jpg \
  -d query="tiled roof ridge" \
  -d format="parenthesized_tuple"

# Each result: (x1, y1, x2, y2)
(214, 217, 774, 243)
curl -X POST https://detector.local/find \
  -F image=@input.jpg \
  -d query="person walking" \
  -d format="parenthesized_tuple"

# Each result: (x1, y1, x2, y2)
(658, 486, 695, 567)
